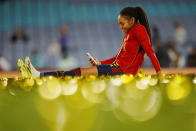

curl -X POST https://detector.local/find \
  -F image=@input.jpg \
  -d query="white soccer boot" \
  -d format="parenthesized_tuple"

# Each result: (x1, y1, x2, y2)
(25, 56, 40, 77)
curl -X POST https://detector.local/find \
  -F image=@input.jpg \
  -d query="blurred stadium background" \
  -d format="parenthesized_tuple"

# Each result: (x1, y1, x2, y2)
(0, 0, 196, 74)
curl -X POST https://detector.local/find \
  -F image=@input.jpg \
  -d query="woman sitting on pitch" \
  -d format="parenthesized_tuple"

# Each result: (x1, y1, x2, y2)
(18, 6, 161, 78)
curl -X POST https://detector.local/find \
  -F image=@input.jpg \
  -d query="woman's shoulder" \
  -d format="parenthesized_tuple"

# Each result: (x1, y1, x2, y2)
(131, 23, 148, 40)
(131, 23, 147, 36)
(133, 23, 146, 31)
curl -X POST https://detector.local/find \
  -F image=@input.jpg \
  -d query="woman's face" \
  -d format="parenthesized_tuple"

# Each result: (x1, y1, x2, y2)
(118, 15, 135, 34)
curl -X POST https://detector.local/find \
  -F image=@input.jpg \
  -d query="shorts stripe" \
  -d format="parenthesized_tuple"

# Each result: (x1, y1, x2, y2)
(97, 62, 124, 76)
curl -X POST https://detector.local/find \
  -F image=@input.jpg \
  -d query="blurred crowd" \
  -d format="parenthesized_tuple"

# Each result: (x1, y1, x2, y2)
(152, 21, 196, 68)
(0, 21, 196, 71)
(0, 26, 78, 71)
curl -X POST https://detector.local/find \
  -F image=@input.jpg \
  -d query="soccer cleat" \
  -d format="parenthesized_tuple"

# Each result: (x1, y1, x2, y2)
(25, 56, 40, 78)
(17, 59, 28, 78)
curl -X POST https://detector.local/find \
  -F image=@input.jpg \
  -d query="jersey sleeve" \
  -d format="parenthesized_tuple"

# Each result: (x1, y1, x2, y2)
(135, 25, 161, 72)
(100, 56, 116, 64)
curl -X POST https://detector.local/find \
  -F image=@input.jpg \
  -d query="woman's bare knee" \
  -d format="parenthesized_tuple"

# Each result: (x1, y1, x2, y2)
(81, 66, 98, 76)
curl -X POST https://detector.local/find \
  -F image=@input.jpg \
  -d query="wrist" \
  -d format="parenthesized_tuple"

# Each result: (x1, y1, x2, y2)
(97, 61, 101, 65)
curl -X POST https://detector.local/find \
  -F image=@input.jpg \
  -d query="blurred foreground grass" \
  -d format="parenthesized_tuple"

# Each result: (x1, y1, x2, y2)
(0, 74, 196, 131)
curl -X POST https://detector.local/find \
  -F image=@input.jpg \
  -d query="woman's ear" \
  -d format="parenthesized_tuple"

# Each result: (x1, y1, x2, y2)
(129, 17, 135, 25)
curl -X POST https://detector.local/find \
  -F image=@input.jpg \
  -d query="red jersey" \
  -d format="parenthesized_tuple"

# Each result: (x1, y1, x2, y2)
(101, 23, 161, 75)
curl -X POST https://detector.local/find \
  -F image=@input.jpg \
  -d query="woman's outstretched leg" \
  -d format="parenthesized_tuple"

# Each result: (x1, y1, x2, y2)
(18, 56, 98, 77)
(40, 66, 98, 77)
(39, 62, 123, 77)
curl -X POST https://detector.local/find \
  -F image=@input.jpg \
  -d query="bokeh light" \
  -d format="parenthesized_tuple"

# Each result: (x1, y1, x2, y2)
(0, 78, 8, 89)
(148, 76, 158, 86)
(116, 81, 162, 122)
(61, 78, 78, 95)
(166, 75, 192, 101)
(136, 77, 150, 90)
(110, 77, 122, 86)
(0, 74, 195, 131)
(81, 79, 106, 104)
(38, 76, 61, 100)
(193, 77, 196, 84)
(120, 74, 134, 84)
(36, 99, 67, 131)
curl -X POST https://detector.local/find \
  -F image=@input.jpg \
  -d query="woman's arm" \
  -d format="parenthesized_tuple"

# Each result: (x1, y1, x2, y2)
(135, 25, 161, 73)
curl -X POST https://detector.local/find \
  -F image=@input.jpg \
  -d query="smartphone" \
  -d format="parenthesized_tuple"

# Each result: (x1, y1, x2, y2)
(86, 52, 98, 65)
